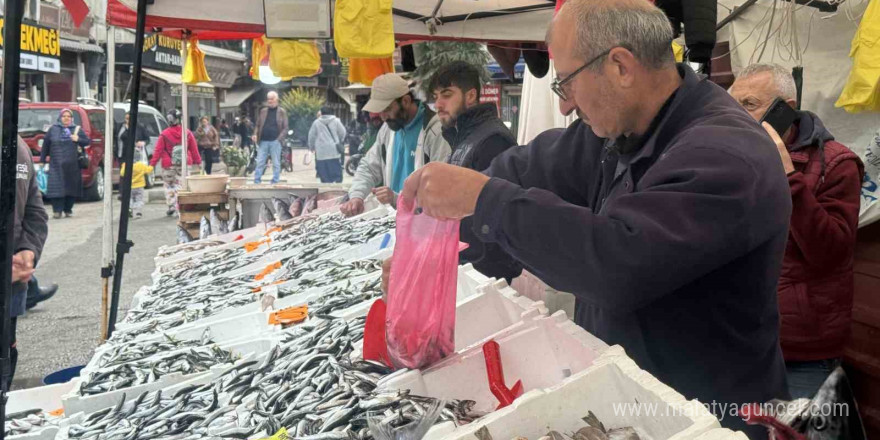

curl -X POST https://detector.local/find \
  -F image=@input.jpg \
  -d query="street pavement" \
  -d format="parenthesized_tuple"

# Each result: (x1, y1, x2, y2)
(12, 149, 348, 390)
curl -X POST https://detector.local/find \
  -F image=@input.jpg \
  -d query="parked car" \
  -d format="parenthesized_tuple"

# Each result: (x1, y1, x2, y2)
(20, 102, 106, 201)
(111, 102, 168, 187)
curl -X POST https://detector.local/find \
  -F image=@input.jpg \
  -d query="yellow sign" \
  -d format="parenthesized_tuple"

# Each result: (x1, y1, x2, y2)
(143, 34, 183, 53)
(0, 19, 60, 57)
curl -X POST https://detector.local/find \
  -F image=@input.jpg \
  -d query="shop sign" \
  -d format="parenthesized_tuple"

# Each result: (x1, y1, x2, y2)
(40, 4, 92, 40)
(170, 84, 215, 98)
(0, 18, 61, 73)
(480, 84, 502, 115)
(143, 34, 184, 71)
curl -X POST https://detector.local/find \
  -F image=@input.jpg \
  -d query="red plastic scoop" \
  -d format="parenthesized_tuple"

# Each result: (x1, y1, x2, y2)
(363, 299, 392, 368)
(483, 340, 523, 409)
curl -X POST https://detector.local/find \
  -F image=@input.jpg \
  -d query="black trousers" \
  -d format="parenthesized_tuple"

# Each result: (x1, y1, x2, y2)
(51, 196, 76, 214)
(200, 148, 215, 175)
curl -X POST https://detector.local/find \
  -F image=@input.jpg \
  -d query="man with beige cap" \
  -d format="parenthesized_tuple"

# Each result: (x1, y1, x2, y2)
(340, 74, 450, 217)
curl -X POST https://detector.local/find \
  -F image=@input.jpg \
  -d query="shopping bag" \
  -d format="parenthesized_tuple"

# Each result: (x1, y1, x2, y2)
(35, 164, 47, 194)
(386, 197, 460, 370)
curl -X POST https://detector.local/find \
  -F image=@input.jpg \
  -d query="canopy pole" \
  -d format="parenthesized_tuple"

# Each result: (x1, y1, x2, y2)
(181, 35, 190, 185)
(101, 24, 117, 341)
(108, 0, 149, 338)
(0, 0, 25, 431)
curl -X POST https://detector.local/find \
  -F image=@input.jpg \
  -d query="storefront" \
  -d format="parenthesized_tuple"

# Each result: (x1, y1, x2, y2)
(39, 3, 104, 102)
(0, 17, 61, 101)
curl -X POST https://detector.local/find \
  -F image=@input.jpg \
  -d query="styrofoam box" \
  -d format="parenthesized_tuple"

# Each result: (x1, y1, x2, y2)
(457, 263, 491, 302)
(377, 311, 609, 414)
(63, 337, 277, 415)
(423, 346, 720, 440)
(7, 379, 78, 414)
(692, 429, 749, 440)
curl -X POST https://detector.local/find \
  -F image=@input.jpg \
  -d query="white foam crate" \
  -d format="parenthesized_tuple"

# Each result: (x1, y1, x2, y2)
(424, 346, 720, 440)
(377, 312, 609, 414)
(693, 429, 749, 440)
(63, 337, 277, 415)
(7, 379, 79, 415)
(458, 263, 492, 302)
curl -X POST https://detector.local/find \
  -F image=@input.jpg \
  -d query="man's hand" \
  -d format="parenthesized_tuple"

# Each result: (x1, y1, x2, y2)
(381, 257, 392, 300)
(762, 122, 795, 175)
(251, 135, 257, 143)
(371, 187, 395, 205)
(12, 251, 35, 283)
(400, 163, 490, 219)
(340, 198, 365, 217)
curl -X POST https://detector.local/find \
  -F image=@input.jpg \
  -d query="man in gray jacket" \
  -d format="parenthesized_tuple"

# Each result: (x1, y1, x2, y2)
(9, 136, 49, 388)
(340, 74, 451, 217)
(308, 107, 347, 183)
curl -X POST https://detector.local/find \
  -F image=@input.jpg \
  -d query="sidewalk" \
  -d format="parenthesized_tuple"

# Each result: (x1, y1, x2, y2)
(144, 149, 351, 203)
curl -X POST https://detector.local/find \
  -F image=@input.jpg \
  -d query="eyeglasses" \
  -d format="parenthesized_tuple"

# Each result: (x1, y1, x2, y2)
(550, 48, 614, 101)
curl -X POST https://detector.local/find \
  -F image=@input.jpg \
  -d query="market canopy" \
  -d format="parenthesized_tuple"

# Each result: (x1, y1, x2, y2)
(107, 0, 556, 42)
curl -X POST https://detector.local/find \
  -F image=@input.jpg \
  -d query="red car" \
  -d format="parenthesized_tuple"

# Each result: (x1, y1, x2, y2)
(20, 102, 107, 201)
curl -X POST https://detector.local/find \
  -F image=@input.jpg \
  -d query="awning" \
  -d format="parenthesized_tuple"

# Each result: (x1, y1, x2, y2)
(60, 38, 104, 54)
(141, 68, 213, 88)
(221, 85, 259, 109)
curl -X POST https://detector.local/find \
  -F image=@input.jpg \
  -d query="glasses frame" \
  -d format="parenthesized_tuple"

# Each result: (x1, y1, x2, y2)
(550, 47, 615, 101)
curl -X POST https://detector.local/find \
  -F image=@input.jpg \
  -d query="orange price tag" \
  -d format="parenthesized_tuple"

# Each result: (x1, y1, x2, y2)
(268, 305, 308, 325)
(254, 261, 282, 281)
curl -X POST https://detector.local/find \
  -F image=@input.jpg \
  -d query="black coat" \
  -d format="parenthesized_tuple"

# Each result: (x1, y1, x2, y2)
(473, 65, 791, 438)
(40, 124, 90, 198)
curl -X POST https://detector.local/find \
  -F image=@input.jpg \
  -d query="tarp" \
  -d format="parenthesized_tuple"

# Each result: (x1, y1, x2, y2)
(516, 60, 575, 144)
(107, 0, 556, 42)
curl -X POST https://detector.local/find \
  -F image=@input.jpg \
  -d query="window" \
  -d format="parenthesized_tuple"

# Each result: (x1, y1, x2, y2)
(88, 112, 106, 136)
(138, 113, 160, 137)
(19, 109, 82, 132)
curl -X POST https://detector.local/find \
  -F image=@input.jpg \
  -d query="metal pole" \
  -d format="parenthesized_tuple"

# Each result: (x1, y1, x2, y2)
(181, 36, 190, 185)
(101, 24, 117, 340)
(108, 0, 148, 337)
(0, 0, 26, 433)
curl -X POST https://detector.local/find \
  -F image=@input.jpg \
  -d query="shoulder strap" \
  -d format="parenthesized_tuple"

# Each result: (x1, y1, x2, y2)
(319, 119, 340, 144)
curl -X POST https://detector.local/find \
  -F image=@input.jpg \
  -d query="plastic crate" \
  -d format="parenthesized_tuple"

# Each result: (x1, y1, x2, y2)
(424, 346, 720, 440)
(377, 312, 609, 414)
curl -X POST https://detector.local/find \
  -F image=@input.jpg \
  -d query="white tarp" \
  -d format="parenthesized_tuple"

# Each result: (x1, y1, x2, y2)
(517, 61, 575, 144)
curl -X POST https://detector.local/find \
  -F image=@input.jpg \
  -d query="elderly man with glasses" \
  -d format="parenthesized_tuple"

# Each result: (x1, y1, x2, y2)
(397, 0, 792, 436)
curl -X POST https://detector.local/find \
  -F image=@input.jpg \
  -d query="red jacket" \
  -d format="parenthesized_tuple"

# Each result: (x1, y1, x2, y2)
(778, 111, 864, 361)
(150, 125, 201, 168)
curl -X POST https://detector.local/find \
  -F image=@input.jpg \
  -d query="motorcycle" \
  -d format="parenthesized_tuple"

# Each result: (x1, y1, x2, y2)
(245, 130, 295, 175)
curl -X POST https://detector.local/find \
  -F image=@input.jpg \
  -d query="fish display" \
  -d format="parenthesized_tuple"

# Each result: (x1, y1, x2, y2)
(305, 194, 319, 214)
(290, 195, 305, 218)
(4, 410, 58, 437)
(472, 412, 641, 440)
(199, 216, 211, 240)
(273, 197, 293, 222)
(259, 202, 274, 225)
(209, 209, 222, 236)
(176, 226, 193, 245)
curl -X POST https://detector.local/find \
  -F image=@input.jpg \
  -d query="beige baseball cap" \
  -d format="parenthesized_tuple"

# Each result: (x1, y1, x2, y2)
(363, 74, 411, 113)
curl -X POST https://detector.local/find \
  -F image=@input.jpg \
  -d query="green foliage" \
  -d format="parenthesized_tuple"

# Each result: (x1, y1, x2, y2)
(221, 146, 249, 176)
(411, 42, 491, 96)
(280, 88, 326, 144)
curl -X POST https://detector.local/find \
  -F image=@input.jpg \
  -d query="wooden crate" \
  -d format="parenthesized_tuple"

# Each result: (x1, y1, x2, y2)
(177, 191, 230, 238)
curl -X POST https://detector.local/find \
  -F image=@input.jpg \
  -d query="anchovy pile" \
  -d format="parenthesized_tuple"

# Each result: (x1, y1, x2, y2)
(159, 238, 225, 259)
(79, 345, 236, 396)
(5, 410, 57, 436)
(70, 318, 481, 440)
(95, 332, 213, 370)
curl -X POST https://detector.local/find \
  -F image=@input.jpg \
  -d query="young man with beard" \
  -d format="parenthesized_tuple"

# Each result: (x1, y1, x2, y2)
(340, 74, 451, 217)
(430, 61, 522, 281)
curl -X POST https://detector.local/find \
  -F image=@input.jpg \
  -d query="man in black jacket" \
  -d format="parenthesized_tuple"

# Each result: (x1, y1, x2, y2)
(401, 0, 790, 437)
(429, 61, 522, 282)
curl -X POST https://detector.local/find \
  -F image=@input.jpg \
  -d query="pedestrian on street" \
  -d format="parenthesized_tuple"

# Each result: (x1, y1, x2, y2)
(116, 112, 150, 160)
(120, 144, 154, 219)
(196, 116, 220, 175)
(729, 64, 865, 399)
(40, 108, 90, 219)
(396, 0, 792, 436)
(150, 109, 200, 217)
(339, 74, 451, 217)
(252, 91, 289, 184)
(219, 119, 232, 139)
(429, 61, 522, 282)
(10, 135, 49, 388)
(308, 106, 347, 183)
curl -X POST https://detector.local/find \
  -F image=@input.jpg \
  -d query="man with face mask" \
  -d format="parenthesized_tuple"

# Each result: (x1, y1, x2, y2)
(398, 0, 792, 436)
(429, 61, 522, 282)
(340, 74, 451, 217)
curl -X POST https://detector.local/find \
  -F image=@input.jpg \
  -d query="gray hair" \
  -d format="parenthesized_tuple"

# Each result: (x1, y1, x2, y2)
(737, 63, 797, 102)
(550, 0, 675, 70)
(267, 91, 279, 100)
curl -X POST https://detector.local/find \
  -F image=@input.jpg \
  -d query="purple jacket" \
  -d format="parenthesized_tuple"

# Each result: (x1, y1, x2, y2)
(473, 65, 791, 438)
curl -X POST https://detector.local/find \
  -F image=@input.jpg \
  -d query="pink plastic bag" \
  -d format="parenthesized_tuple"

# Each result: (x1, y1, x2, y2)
(386, 197, 460, 370)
